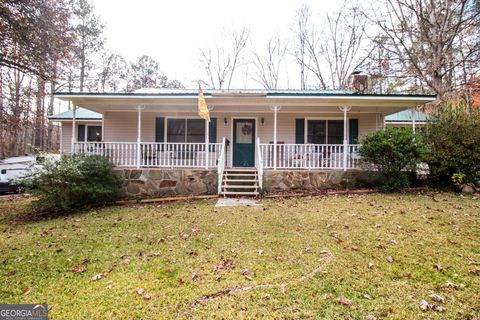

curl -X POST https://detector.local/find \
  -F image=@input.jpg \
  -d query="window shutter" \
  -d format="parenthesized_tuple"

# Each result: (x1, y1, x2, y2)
(295, 119, 305, 144)
(77, 124, 85, 142)
(209, 118, 217, 143)
(155, 117, 165, 142)
(208, 118, 217, 151)
(349, 119, 359, 144)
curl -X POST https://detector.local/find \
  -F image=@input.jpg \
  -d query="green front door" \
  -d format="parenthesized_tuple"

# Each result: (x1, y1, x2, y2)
(233, 119, 255, 167)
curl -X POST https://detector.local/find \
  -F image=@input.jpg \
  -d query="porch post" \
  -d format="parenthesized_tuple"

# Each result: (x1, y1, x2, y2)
(136, 106, 144, 169)
(71, 105, 76, 153)
(205, 118, 209, 169)
(412, 108, 416, 132)
(340, 106, 351, 171)
(270, 106, 281, 170)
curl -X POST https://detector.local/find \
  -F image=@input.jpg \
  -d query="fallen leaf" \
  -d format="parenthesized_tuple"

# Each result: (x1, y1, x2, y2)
(72, 265, 87, 273)
(468, 267, 480, 275)
(179, 231, 189, 240)
(338, 296, 352, 306)
(419, 299, 430, 311)
(434, 264, 444, 272)
(432, 305, 445, 312)
(137, 288, 145, 295)
(386, 256, 394, 263)
(429, 293, 445, 303)
(22, 288, 31, 295)
(92, 272, 108, 281)
(147, 252, 161, 257)
(240, 268, 250, 276)
(143, 292, 152, 300)
(351, 245, 358, 251)
(122, 258, 130, 265)
(214, 257, 235, 274)
(368, 262, 375, 269)
(363, 293, 372, 300)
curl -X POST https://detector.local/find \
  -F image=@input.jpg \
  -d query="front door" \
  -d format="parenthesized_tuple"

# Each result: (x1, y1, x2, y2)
(233, 119, 255, 167)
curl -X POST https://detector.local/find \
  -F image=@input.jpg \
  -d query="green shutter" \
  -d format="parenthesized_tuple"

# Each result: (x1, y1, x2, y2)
(209, 118, 217, 151)
(77, 124, 85, 142)
(209, 118, 217, 143)
(155, 117, 165, 142)
(349, 119, 359, 144)
(295, 119, 305, 144)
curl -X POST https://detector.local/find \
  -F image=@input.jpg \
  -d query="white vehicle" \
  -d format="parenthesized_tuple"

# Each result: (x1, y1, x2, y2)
(0, 154, 60, 181)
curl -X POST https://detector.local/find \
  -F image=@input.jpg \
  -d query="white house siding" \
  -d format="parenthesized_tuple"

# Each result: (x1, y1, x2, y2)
(60, 112, 380, 155)
(99, 111, 380, 166)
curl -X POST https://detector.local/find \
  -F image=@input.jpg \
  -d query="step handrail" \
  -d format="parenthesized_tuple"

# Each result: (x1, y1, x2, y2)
(255, 137, 263, 191)
(217, 137, 227, 194)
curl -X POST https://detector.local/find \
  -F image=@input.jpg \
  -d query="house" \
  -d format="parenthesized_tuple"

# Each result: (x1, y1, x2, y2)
(51, 89, 436, 198)
(385, 109, 428, 130)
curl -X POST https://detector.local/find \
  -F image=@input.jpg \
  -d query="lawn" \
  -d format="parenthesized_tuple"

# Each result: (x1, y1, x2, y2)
(0, 192, 479, 319)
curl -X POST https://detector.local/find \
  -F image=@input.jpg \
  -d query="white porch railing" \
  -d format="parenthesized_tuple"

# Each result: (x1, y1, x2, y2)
(217, 138, 226, 193)
(255, 137, 263, 190)
(259, 143, 361, 169)
(73, 142, 222, 168)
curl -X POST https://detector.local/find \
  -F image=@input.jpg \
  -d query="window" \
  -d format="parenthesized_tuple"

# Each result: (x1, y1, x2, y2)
(307, 120, 344, 144)
(77, 125, 102, 142)
(167, 119, 205, 143)
(87, 126, 102, 142)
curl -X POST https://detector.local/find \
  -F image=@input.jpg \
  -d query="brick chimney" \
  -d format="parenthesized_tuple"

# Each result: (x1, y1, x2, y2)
(349, 71, 368, 93)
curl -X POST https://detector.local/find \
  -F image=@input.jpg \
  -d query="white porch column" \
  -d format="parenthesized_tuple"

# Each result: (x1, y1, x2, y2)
(71, 105, 76, 153)
(270, 106, 281, 170)
(135, 106, 144, 169)
(412, 108, 416, 132)
(340, 106, 351, 171)
(205, 118, 209, 169)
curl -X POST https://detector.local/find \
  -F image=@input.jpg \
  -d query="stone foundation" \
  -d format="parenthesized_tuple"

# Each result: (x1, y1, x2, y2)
(264, 170, 381, 193)
(115, 168, 217, 198)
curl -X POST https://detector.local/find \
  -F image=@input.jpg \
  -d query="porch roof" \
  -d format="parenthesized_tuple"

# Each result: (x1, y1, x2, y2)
(54, 89, 436, 116)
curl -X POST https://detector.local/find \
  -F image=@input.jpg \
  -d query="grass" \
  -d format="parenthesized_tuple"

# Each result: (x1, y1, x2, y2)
(0, 192, 479, 319)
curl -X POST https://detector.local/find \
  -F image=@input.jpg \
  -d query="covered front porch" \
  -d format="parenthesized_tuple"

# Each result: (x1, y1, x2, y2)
(55, 90, 435, 194)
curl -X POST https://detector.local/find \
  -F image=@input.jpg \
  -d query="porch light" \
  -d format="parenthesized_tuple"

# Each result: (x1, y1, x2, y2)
(261, 117, 265, 126)
(224, 117, 228, 126)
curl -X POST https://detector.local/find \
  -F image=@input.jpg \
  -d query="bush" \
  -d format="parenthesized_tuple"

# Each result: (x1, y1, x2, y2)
(359, 127, 426, 192)
(22, 154, 121, 213)
(424, 101, 480, 187)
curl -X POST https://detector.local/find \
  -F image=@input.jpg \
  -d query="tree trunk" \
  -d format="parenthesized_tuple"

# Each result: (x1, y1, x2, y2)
(34, 77, 46, 150)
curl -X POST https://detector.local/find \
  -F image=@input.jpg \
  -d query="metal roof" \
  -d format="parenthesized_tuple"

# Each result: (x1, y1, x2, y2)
(385, 110, 428, 123)
(48, 107, 102, 121)
(54, 89, 436, 99)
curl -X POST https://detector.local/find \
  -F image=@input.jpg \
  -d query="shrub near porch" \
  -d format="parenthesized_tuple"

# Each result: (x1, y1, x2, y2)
(1, 193, 479, 319)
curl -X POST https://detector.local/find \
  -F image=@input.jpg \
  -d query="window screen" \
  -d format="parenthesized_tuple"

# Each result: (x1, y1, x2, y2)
(167, 119, 205, 143)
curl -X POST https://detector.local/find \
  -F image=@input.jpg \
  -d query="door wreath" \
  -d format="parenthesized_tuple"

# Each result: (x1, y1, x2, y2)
(241, 123, 252, 135)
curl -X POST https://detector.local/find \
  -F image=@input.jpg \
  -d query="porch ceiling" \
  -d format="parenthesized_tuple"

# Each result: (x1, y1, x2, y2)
(55, 93, 436, 116)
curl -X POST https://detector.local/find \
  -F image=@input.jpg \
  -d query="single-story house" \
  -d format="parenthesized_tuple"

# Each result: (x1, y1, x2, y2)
(50, 89, 436, 198)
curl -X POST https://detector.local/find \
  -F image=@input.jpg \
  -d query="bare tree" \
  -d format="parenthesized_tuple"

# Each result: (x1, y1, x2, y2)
(251, 36, 287, 89)
(292, 4, 310, 89)
(323, 4, 371, 89)
(368, 0, 480, 98)
(198, 28, 250, 89)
